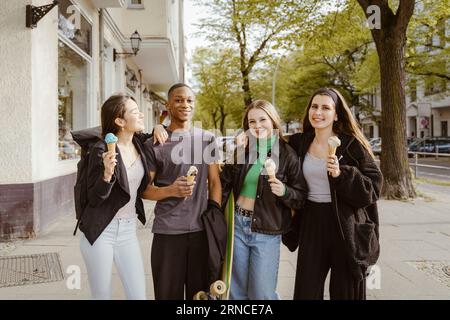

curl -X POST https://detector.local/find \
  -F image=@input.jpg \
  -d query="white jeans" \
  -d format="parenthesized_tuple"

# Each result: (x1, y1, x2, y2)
(80, 217, 146, 300)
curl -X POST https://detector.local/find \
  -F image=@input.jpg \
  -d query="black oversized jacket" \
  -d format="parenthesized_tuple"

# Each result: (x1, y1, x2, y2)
(79, 135, 150, 245)
(221, 138, 308, 235)
(288, 131, 383, 281)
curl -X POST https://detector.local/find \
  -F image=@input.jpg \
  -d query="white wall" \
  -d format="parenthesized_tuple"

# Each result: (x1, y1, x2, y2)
(31, 0, 101, 182)
(0, 0, 33, 183)
(31, 1, 60, 182)
(103, 26, 126, 94)
(107, 0, 167, 38)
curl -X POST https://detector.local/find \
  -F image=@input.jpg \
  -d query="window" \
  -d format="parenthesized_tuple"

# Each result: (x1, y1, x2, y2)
(127, 0, 144, 9)
(58, 0, 92, 56)
(125, 67, 137, 92)
(58, 41, 90, 160)
(57, 0, 92, 161)
(442, 121, 448, 137)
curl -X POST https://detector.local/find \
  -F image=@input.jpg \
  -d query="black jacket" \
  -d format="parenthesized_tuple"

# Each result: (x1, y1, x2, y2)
(79, 135, 150, 245)
(287, 131, 383, 281)
(221, 138, 308, 235)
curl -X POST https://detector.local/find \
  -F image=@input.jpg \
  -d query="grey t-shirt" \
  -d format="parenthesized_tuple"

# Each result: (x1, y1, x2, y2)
(303, 152, 332, 203)
(145, 127, 220, 234)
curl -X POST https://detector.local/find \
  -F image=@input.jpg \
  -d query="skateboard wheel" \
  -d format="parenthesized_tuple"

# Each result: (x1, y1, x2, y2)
(210, 280, 226, 296)
(193, 291, 208, 300)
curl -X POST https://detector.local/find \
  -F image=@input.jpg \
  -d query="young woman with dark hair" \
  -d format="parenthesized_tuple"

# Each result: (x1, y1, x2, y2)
(286, 88, 383, 300)
(79, 93, 149, 300)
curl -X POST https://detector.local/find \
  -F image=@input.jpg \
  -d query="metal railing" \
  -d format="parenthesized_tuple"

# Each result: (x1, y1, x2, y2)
(408, 151, 450, 178)
(374, 151, 450, 179)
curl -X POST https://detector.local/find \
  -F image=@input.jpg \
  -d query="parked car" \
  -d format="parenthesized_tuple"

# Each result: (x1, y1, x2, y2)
(369, 137, 381, 146)
(408, 137, 450, 154)
(371, 139, 382, 156)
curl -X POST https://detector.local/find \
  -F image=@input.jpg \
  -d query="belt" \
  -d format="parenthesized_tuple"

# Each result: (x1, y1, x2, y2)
(236, 205, 253, 217)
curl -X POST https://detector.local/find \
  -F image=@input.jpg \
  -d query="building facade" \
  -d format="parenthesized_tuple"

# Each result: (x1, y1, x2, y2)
(0, 0, 185, 240)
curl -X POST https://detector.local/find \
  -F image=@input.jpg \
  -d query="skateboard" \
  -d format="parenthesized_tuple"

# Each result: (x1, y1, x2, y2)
(193, 193, 235, 300)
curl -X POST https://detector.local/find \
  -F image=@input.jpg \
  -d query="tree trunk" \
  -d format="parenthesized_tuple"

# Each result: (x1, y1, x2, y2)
(219, 105, 227, 134)
(241, 70, 253, 107)
(377, 37, 416, 199)
(211, 110, 218, 130)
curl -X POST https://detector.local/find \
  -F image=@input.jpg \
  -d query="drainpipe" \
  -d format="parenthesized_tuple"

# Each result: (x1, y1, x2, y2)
(179, 0, 185, 82)
(99, 9, 105, 105)
(139, 69, 143, 110)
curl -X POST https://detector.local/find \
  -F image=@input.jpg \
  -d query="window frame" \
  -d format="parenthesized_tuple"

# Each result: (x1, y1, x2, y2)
(127, 0, 145, 9)
(57, 1, 94, 161)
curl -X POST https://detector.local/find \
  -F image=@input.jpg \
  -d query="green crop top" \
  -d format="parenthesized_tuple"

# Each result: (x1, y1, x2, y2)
(240, 136, 276, 199)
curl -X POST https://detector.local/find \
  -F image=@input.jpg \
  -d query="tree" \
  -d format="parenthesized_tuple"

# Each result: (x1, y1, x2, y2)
(275, 2, 378, 123)
(196, 0, 325, 106)
(191, 47, 243, 133)
(406, 0, 450, 82)
(356, 0, 416, 199)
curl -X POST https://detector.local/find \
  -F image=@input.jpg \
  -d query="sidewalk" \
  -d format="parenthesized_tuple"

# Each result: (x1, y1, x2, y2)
(1, 182, 449, 300)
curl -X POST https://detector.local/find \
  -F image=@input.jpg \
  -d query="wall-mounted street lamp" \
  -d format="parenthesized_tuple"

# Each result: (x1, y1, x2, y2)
(143, 88, 150, 100)
(129, 75, 138, 88)
(26, 0, 59, 29)
(113, 30, 142, 62)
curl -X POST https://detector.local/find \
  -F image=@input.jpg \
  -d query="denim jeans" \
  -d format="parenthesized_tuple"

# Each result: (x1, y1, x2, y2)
(80, 217, 146, 300)
(230, 211, 281, 300)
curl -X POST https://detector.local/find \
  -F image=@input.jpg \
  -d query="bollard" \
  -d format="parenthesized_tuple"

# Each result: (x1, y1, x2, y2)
(414, 153, 418, 178)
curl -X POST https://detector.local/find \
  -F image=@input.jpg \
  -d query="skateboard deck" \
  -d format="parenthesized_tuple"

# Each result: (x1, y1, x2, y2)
(221, 193, 235, 299)
(193, 193, 235, 300)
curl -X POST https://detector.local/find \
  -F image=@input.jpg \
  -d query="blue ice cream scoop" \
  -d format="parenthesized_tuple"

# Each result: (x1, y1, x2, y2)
(104, 133, 118, 144)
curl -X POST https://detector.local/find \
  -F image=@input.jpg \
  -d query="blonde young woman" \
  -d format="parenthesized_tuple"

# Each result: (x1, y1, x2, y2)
(286, 88, 383, 300)
(221, 100, 306, 300)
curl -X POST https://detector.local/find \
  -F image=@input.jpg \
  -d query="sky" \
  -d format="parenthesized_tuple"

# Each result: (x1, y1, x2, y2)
(184, 0, 209, 84)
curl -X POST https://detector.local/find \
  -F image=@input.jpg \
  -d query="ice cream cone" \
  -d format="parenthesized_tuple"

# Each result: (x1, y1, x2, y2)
(104, 133, 118, 153)
(327, 136, 341, 175)
(264, 159, 277, 180)
(186, 165, 198, 184)
(327, 136, 341, 156)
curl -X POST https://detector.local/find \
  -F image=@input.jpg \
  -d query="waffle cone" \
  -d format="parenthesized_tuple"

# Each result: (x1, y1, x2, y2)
(328, 145, 337, 156)
(186, 175, 196, 184)
(107, 143, 116, 152)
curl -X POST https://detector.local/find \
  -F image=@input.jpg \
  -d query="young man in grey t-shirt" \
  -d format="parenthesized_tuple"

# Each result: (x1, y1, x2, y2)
(142, 83, 222, 300)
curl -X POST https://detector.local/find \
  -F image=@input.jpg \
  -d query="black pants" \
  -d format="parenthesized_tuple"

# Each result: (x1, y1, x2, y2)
(294, 201, 366, 300)
(151, 231, 209, 300)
